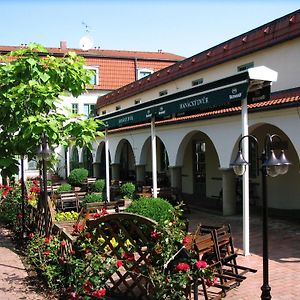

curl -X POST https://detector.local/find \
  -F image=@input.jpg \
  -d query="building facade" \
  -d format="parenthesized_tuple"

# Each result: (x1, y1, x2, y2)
(76, 9, 300, 215)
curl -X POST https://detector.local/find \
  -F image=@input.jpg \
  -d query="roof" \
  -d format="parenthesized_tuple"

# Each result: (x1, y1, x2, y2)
(106, 87, 300, 133)
(0, 45, 184, 61)
(97, 9, 300, 108)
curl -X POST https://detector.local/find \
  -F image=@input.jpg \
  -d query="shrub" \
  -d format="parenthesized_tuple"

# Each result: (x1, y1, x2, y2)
(120, 182, 135, 199)
(55, 211, 79, 221)
(81, 193, 103, 207)
(57, 183, 72, 193)
(91, 179, 105, 193)
(125, 197, 174, 224)
(68, 168, 88, 186)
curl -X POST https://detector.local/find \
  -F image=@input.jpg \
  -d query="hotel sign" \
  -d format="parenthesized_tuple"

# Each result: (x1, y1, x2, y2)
(101, 81, 248, 129)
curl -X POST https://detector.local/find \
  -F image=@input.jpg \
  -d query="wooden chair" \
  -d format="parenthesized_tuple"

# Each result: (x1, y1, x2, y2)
(56, 192, 80, 212)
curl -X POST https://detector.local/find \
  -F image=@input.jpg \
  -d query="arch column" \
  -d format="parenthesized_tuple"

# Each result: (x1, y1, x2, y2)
(136, 164, 146, 183)
(93, 162, 101, 178)
(111, 163, 120, 181)
(220, 168, 236, 216)
(169, 166, 182, 190)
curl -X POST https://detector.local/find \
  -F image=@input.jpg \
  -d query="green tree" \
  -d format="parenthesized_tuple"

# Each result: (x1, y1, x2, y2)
(0, 43, 103, 178)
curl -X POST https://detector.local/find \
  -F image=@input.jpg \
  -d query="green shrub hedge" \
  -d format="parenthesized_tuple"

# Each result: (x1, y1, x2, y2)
(120, 182, 136, 199)
(125, 197, 174, 224)
(91, 179, 105, 193)
(81, 193, 103, 207)
(57, 183, 72, 193)
(68, 168, 88, 186)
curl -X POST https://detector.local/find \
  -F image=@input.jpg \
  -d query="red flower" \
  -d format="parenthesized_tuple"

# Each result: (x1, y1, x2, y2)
(44, 250, 50, 256)
(101, 208, 108, 215)
(123, 252, 135, 262)
(116, 260, 123, 268)
(17, 213, 23, 219)
(91, 212, 101, 218)
(44, 237, 50, 244)
(28, 232, 35, 239)
(61, 240, 67, 247)
(85, 232, 92, 239)
(195, 260, 208, 269)
(70, 249, 76, 255)
(151, 231, 159, 239)
(83, 280, 92, 292)
(206, 277, 218, 287)
(92, 288, 106, 298)
(182, 235, 193, 246)
(175, 262, 190, 272)
(59, 256, 65, 264)
(72, 224, 83, 233)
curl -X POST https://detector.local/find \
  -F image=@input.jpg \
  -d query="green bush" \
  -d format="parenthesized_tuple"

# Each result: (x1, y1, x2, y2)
(81, 193, 103, 207)
(91, 179, 105, 193)
(125, 197, 174, 224)
(57, 183, 72, 193)
(120, 182, 136, 199)
(68, 168, 88, 186)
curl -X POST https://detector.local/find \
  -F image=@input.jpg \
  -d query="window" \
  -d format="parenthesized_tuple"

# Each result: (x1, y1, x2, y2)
(116, 105, 121, 111)
(134, 99, 141, 105)
(137, 68, 153, 80)
(84, 104, 95, 118)
(28, 159, 38, 170)
(84, 66, 99, 85)
(71, 103, 78, 114)
(192, 78, 204, 86)
(101, 110, 106, 115)
(237, 62, 254, 72)
(159, 90, 168, 97)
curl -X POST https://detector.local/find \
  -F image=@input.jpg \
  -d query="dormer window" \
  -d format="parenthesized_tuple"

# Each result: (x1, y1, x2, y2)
(137, 68, 153, 80)
(84, 66, 99, 85)
(116, 105, 121, 111)
(159, 90, 168, 97)
(135, 99, 141, 105)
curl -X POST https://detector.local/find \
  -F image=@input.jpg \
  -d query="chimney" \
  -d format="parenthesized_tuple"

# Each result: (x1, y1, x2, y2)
(60, 41, 67, 50)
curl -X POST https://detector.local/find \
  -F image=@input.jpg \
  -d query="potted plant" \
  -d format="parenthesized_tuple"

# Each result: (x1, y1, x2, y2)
(48, 154, 64, 183)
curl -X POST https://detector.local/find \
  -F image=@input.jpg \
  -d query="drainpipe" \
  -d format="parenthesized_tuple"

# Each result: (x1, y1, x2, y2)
(134, 57, 138, 81)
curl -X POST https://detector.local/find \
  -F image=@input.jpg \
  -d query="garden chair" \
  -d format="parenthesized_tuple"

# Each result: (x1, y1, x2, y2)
(56, 192, 80, 212)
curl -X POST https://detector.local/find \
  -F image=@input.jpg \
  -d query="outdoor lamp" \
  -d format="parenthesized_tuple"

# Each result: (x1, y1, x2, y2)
(37, 133, 52, 161)
(277, 150, 291, 175)
(262, 149, 282, 177)
(230, 150, 249, 176)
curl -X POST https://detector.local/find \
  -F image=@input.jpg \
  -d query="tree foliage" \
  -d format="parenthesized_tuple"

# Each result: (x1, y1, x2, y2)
(0, 43, 103, 178)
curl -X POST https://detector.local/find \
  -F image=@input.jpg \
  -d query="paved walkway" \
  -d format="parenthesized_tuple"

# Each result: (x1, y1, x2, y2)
(0, 210, 299, 299)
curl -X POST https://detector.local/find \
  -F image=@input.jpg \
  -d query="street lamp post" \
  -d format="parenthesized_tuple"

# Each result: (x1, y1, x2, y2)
(230, 133, 291, 300)
(37, 133, 52, 234)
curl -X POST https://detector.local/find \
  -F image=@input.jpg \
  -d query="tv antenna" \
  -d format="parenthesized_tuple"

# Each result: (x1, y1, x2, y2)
(80, 21, 94, 50)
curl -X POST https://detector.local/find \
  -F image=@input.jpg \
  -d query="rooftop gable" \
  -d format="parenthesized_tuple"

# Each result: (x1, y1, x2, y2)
(97, 9, 300, 108)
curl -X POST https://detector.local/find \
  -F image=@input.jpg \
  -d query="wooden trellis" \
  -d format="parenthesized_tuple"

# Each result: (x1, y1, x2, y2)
(86, 212, 157, 300)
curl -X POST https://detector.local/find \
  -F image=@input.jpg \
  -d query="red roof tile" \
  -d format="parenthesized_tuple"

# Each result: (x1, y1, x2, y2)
(97, 9, 300, 108)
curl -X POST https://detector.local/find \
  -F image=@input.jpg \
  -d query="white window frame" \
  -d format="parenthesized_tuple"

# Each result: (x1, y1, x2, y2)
(137, 68, 154, 80)
(84, 65, 99, 85)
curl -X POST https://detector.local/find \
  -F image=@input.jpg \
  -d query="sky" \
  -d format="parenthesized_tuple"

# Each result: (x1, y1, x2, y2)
(1, 0, 299, 58)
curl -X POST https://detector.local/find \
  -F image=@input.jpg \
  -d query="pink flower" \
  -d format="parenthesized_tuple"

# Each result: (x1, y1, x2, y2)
(61, 240, 67, 247)
(28, 232, 35, 239)
(17, 213, 23, 219)
(68, 291, 78, 299)
(116, 260, 123, 268)
(195, 260, 208, 269)
(92, 288, 106, 298)
(175, 262, 190, 272)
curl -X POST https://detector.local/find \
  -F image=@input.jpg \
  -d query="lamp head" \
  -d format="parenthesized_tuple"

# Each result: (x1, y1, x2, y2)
(230, 150, 249, 176)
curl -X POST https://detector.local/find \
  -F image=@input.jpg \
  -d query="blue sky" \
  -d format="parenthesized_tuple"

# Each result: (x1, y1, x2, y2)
(1, 0, 299, 57)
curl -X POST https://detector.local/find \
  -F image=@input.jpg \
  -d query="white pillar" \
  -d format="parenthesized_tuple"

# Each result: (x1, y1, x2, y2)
(105, 129, 110, 202)
(66, 148, 70, 178)
(221, 168, 236, 216)
(242, 97, 250, 256)
(151, 118, 158, 198)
